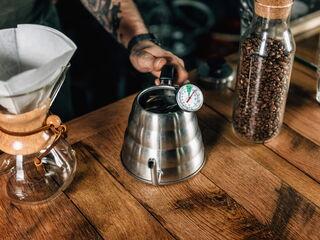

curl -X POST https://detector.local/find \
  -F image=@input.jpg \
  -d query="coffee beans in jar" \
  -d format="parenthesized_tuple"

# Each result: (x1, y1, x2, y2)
(232, 0, 295, 143)
(232, 36, 294, 143)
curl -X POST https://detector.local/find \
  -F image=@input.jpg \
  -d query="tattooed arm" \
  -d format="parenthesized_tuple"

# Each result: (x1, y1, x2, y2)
(80, 0, 188, 84)
(80, 0, 147, 47)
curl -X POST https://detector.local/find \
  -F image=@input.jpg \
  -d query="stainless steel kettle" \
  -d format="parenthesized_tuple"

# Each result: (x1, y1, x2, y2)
(121, 65, 205, 185)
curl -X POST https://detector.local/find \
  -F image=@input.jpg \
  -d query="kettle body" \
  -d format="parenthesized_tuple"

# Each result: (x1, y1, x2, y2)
(121, 85, 205, 185)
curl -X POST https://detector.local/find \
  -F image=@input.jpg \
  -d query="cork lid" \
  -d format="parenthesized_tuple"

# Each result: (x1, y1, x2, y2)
(255, 0, 294, 19)
(256, 0, 293, 5)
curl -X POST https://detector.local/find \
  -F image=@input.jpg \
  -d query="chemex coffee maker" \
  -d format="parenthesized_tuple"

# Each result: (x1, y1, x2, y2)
(0, 67, 77, 204)
(121, 65, 205, 185)
(0, 24, 77, 204)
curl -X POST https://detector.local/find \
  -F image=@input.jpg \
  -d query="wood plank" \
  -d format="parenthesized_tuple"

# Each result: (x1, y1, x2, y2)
(286, 61, 319, 140)
(296, 33, 319, 64)
(197, 105, 320, 208)
(194, 104, 320, 239)
(204, 87, 320, 185)
(203, 89, 234, 121)
(0, 179, 102, 240)
(289, 62, 317, 95)
(202, 88, 320, 237)
(79, 124, 276, 240)
(65, 141, 173, 240)
(80, 114, 320, 239)
(66, 95, 134, 144)
(199, 125, 320, 239)
(266, 125, 320, 183)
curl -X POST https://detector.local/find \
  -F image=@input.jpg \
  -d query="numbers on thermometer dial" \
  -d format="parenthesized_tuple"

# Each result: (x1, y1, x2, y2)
(176, 84, 204, 112)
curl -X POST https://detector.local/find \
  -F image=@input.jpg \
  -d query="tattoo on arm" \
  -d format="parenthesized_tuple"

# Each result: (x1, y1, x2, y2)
(80, 0, 121, 39)
(81, 0, 148, 47)
(111, 2, 121, 38)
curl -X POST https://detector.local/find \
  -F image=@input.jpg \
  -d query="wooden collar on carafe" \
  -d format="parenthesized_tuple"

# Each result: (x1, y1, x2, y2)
(255, 0, 294, 19)
(0, 102, 60, 156)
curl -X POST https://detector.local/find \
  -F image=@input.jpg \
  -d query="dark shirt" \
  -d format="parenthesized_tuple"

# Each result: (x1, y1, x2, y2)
(0, 0, 55, 29)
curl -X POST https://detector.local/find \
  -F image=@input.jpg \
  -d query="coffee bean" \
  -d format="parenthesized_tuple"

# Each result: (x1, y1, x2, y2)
(232, 36, 294, 143)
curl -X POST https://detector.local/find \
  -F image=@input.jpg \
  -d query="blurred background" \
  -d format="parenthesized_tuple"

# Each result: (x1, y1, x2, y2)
(54, 0, 320, 119)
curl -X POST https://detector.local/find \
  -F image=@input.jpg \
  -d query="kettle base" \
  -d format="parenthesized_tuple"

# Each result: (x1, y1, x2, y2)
(120, 155, 206, 186)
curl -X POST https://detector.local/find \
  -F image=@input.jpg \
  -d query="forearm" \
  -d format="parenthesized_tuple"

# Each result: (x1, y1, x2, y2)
(117, 0, 148, 47)
(80, 0, 148, 47)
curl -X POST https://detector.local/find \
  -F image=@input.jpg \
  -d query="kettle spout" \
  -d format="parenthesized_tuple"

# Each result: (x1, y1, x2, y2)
(148, 158, 162, 186)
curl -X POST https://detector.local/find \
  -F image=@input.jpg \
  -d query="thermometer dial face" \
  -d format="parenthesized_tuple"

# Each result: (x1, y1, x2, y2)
(176, 84, 204, 112)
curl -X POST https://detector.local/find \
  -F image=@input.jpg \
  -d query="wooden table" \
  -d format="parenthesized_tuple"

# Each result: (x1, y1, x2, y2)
(1, 38, 320, 240)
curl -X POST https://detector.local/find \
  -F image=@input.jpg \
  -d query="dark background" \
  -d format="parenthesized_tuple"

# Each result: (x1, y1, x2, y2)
(55, 0, 240, 118)
(55, 0, 319, 119)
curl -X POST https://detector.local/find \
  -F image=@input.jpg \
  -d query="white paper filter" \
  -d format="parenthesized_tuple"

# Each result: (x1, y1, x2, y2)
(0, 24, 77, 114)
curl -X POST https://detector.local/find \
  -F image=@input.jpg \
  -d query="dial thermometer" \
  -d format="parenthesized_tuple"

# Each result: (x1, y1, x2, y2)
(176, 84, 204, 112)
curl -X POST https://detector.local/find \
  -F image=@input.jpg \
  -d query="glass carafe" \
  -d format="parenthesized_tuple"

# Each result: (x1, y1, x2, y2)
(0, 67, 77, 204)
(317, 33, 320, 104)
(232, 0, 296, 143)
(0, 152, 13, 175)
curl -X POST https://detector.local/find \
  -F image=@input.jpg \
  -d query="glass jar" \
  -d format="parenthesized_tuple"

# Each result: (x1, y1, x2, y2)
(0, 67, 77, 204)
(232, 0, 296, 143)
(240, 0, 320, 35)
(317, 34, 320, 104)
(240, 0, 254, 35)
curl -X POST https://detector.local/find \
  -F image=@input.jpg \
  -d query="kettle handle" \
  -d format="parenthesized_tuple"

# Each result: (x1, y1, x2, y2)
(160, 64, 176, 86)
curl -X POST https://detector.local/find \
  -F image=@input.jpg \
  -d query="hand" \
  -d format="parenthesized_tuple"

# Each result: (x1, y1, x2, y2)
(129, 40, 189, 85)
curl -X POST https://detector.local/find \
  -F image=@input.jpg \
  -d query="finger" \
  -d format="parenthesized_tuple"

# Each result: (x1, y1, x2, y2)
(154, 63, 188, 85)
(174, 63, 189, 85)
(146, 48, 184, 67)
(175, 56, 185, 67)
(153, 58, 167, 72)
(130, 50, 156, 72)
(144, 45, 187, 70)
(144, 46, 174, 58)
(151, 70, 161, 78)
(155, 79, 160, 85)
(164, 58, 188, 85)
(134, 45, 188, 84)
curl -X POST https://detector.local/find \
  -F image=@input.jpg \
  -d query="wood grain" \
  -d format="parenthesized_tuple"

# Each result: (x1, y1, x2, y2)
(1, 29, 320, 240)
(204, 86, 320, 184)
(67, 95, 134, 144)
(266, 125, 320, 183)
(285, 83, 320, 146)
(64, 140, 173, 240)
(79, 112, 320, 239)
(0, 178, 102, 240)
(284, 60, 320, 146)
(197, 114, 320, 239)
(295, 33, 319, 64)
(80, 124, 275, 240)
(197, 105, 320, 208)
